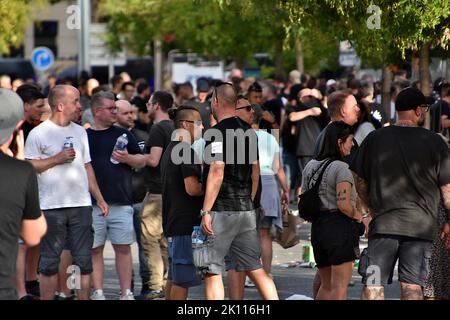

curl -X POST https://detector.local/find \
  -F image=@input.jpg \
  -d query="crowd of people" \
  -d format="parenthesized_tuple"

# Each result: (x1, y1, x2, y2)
(0, 67, 449, 301)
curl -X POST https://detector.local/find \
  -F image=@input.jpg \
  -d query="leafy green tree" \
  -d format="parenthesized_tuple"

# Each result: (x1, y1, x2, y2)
(0, 0, 47, 55)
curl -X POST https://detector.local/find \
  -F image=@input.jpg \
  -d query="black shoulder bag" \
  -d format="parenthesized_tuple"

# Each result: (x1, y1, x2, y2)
(298, 159, 333, 222)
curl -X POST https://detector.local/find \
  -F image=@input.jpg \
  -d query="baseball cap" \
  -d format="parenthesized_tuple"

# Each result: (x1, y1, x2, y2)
(0, 88, 24, 145)
(197, 80, 210, 93)
(395, 87, 427, 112)
(326, 79, 336, 87)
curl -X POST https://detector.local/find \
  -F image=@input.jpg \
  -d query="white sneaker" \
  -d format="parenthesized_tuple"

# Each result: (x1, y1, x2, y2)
(120, 290, 135, 301)
(90, 289, 106, 300)
(244, 276, 255, 287)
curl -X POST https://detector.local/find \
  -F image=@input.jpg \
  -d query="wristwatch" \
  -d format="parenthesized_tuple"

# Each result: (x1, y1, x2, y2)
(200, 209, 210, 217)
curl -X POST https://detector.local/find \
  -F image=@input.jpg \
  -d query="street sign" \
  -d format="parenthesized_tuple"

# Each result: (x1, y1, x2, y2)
(31, 47, 55, 71)
(90, 23, 126, 66)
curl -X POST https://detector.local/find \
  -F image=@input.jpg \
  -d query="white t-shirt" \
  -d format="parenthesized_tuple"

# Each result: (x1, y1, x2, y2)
(256, 130, 280, 176)
(25, 119, 92, 210)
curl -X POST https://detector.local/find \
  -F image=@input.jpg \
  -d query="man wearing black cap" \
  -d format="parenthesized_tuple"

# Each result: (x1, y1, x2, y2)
(351, 87, 450, 300)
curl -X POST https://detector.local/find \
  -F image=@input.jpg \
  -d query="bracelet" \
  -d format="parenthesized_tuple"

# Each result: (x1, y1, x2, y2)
(362, 213, 370, 219)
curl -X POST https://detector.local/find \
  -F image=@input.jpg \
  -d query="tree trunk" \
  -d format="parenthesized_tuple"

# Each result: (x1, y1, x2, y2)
(411, 49, 420, 81)
(274, 35, 285, 80)
(235, 58, 245, 71)
(295, 38, 304, 75)
(154, 38, 163, 91)
(419, 42, 432, 96)
(419, 42, 431, 128)
(381, 64, 393, 123)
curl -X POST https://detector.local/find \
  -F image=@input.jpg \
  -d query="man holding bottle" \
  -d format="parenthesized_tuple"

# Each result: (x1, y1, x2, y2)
(25, 85, 108, 300)
(86, 91, 146, 300)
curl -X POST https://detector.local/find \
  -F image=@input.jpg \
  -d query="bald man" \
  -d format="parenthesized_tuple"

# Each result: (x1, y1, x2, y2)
(24, 85, 108, 300)
(115, 100, 150, 296)
(200, 82, 278, 300)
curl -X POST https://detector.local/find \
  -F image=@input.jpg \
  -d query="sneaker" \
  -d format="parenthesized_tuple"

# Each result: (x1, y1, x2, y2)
(244, 277, 255, 287)
(140, 283, 150, 296)
(90, 289, 106, 300)
(120, 290, 135, 301)
(25, 280, 40, 297)
(145, 290, 164, 300)
(54, 292, 77, 300)
(19, 294, 40, 301)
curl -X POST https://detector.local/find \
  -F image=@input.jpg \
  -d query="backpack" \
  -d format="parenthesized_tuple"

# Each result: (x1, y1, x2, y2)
(298, 159, 333, 222)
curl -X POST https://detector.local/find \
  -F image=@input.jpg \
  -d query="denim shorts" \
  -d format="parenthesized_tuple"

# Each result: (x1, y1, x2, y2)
(168, 235, 202, 288)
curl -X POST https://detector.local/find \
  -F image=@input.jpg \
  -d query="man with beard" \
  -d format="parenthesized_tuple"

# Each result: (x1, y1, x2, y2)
(350, 87, 450, 300)
(140, 91, 175, 299)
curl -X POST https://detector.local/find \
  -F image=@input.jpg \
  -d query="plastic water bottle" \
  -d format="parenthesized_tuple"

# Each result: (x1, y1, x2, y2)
(62, 137, 74, 163)
(110, 133, 128, 164)
(191, 226, 204, 245)
(62, 136, 73, 150)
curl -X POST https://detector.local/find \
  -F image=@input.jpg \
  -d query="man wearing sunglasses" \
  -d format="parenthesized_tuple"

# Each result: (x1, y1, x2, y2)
(351, 87, 450, 300)
(200, 82, 278, 300)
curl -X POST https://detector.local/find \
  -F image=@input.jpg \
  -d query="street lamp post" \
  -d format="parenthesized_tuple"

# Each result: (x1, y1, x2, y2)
(78, 0, 91, 76)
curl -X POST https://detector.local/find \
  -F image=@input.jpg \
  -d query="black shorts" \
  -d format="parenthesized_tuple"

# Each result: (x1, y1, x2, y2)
(359, 234, 432, 287)
(311, 212, 360, 268)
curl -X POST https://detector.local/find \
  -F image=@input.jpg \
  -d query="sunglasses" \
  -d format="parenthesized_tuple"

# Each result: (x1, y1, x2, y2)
(236, 105, 252, 112)
(419, 105, 430, 112)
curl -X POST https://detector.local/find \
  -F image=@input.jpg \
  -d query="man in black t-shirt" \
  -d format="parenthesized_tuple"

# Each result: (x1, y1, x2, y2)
(87, 91, 146, 300)
(351, 87, 450, 300)
(430, 83, 450, 139)
(14, 84, 46, 299)
(115, 99, 151, 296)
(200, 82, 278, 300)
(288, 88, 328, 192)
(130, 81, 151, 132)
(160, 105, 204, 300)
(140, 91, 175, 299)
(0, 88, 47, 300)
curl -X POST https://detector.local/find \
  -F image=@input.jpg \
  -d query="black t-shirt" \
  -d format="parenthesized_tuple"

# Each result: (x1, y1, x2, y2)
(260, 98, 283, 130)
(291, 103, 325, 157)
(87, 126, 142, 205)
(313, 124, 359, 164)
(0, 154, 41, 290)
(144, 120, 174, 194)
(350, 126, 450, 241)
(130, 127, 149, 203)
(431, 100, 450, 137)
(202, 116, 258, 212)
(161, 141, 203, 236)
(22, 121, 40, 142)
(281, 104, 297, 154)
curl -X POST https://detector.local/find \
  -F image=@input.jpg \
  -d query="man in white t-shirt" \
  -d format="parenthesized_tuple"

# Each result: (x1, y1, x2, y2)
(25, 85, 108, 300)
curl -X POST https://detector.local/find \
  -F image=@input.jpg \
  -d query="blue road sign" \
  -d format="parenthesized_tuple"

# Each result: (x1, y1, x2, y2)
(31, 47, 55, 71)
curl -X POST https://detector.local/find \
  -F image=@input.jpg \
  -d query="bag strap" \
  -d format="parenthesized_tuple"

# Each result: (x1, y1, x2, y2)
(309, 159, 333, 190)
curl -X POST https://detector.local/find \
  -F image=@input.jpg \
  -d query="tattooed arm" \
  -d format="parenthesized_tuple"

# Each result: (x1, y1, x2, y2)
(440, 183, 450, 248)
(336, 181, 363, 221)
(352, 170, 373, 217)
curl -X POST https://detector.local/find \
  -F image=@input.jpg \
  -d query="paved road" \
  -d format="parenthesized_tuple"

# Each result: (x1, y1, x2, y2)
(102, 221, 400, 300)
